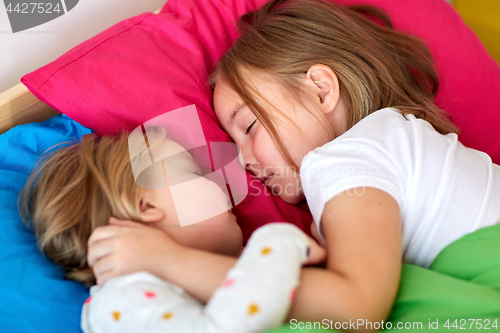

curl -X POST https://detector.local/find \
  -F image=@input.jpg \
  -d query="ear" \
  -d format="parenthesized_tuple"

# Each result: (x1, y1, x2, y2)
(138, 195, 166, 223)
(305, 64, 341, 115)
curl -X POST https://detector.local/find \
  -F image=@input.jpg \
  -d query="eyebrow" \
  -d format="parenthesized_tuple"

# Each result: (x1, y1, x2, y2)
(229, 104, 246, 124)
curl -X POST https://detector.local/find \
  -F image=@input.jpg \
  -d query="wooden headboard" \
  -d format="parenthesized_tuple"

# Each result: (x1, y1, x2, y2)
(0, 83, 59, 134)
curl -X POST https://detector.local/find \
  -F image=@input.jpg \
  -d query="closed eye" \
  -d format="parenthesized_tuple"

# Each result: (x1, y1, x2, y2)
(245, 119, 257, 135)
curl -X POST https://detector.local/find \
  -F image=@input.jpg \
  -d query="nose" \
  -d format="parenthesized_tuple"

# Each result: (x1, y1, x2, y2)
(245, 163, 258, 175)
(236, 143, 259, 175)
(244, 160, 262, 179)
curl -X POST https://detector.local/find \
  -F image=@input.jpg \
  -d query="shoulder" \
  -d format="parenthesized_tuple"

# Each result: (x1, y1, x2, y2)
(354, 107, 409, 129)
(340, 107, 448, 144)
(301, 108, 412, 169)
(300, 107, 443, 168)
(299, 108, 413, 232)
(326, 107, 413, 148)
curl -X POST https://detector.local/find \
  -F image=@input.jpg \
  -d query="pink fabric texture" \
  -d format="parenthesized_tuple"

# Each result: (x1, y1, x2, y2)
(21, 0, 500, 243)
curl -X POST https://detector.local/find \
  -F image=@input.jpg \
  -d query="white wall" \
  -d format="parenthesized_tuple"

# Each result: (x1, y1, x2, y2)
(0, 0, 166, 92)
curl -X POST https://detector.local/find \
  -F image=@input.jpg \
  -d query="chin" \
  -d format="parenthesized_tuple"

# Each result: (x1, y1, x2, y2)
(277, 192, 305, 205)
(234, 244, 245, 258)
(223, 240, 244, 258)
(226, 222, 244, 257)
(268, 180, 305, 205)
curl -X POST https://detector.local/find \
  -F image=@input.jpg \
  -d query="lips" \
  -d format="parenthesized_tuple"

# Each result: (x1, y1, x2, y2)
(264, 174, 274, 185)
(256, 173, 274, 185)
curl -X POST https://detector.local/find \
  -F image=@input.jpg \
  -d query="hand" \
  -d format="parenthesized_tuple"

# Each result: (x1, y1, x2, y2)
(310, 220, 327, 248)
(303, 221, 327, 266)
(87, 217, 182, 285)
(304, 232, 327, 266)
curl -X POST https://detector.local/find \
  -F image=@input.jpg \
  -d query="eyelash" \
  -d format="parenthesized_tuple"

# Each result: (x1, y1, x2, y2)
(245, 119, 257, 135)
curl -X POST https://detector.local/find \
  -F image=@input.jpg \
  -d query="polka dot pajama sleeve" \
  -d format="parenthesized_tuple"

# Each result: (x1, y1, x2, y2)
(81, 222, 311, 333)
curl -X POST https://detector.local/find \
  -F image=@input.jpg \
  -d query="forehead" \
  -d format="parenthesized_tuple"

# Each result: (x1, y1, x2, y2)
(213, 81, 245, 130)
(229, 104, 246, 124)
(213, 71, 289, 128)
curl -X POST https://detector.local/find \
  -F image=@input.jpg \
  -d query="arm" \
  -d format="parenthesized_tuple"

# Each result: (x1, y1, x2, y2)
(286, 187, 402, 327)
(201, 223, 313, 332)
(155, 188, 402, 332)
(89, 188, 401, 332)
(84, 223, 315, 333)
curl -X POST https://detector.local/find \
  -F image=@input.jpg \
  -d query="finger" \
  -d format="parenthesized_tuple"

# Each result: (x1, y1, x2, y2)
(87, 238, 115, 267)
(94, 257, 125, 286)
(96, 269, 116, 286)
(310, 221, 319, 239)
(92, 254, 116, 278)
(310, 221, 327, 248)
(304, 237, 327, 266)
(87, 225, 121, 247)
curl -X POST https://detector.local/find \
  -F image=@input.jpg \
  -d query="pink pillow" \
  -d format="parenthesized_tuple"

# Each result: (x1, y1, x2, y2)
(21, 0, 500, 243)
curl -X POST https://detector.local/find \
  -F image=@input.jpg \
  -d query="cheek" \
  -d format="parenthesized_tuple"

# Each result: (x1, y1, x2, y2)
(251, 130, 280, 167)
(280, 130, 310, 167)
(272, 177, 305, 205)
(274, 168, 301, 189)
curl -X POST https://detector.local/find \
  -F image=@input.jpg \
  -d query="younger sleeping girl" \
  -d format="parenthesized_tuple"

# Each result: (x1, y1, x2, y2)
(19, 125, 325, 333)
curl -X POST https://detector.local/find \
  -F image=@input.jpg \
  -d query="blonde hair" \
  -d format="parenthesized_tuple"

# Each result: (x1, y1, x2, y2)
(18, 126, 167, 287)
(210, 0, 459, 171)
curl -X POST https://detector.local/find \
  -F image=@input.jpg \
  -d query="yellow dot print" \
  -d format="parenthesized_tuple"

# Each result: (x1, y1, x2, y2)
(248, 303, 260, 315)
(162, 312, 174, 320)
(261, 247, 272, 255)
(112, 312, 120, 321)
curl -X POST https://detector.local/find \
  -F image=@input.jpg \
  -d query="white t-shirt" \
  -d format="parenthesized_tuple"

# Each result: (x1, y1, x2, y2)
(300, 107, 500, 268)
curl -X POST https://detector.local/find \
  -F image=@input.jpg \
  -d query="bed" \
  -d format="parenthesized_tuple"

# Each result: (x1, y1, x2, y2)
(1, 0, 500, 332)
